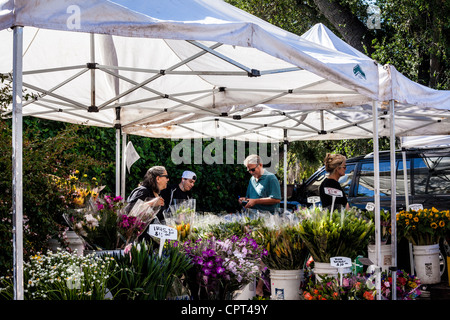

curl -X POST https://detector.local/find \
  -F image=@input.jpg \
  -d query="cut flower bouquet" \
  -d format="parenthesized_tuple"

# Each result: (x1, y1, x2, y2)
(64, 196, 160, 250)
(397, 207, 450, 245)
(180, 235, 267, 299)
(296, 207, 374, 262)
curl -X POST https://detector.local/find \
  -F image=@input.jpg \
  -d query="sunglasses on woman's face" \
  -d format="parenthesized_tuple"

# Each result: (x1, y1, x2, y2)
(247, 166, 258, 172)
(159, 174, 169, 178)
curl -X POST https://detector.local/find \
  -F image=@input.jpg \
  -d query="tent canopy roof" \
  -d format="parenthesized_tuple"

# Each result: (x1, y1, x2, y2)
(1, 0, 449, 143)
(1, 0, 380, 131)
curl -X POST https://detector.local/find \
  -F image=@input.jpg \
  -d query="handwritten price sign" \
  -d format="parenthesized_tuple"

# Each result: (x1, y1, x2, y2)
(149, 225, 178, 258)
(330, 256, 352, 268)
(149, 225, 177, 240)
(324, 187, 343, 197)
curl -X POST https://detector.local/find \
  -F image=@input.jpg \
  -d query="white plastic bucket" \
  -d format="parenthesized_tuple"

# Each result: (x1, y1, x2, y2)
(233, 280, 256, 300)
(66, 231, 84, 256)
(368, 244, 392, 272)
(413, 244, 441, 284)
(313, 262, 351, 282)
(270, 269, 303, 300)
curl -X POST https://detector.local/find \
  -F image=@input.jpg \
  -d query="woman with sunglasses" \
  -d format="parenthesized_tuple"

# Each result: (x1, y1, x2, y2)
(124, 165, 169, 223)
(319, 153, 349, 210)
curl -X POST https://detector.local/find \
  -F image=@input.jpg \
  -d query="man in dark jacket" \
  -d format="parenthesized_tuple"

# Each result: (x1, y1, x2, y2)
(160, 170, 196, 211)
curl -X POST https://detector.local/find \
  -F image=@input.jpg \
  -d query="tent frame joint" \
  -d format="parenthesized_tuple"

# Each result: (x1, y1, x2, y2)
(86, 62, 98, 69)
(248, 69, 261, 77)
(88, 105, 99, 112)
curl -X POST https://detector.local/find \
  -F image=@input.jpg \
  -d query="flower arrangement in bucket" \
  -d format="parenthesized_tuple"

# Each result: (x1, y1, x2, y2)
(64, 196, 160, 250)
(396, 207, 449, 284)
(180, 235, 267, 300)
(296, 207, 374, 263)
(256, 224, 309, 270)
(64, 195, 125, 250)
(396, 207, 449, 245)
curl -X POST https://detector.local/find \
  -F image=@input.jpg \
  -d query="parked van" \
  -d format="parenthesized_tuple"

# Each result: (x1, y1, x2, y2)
(294, 148, 450, 212)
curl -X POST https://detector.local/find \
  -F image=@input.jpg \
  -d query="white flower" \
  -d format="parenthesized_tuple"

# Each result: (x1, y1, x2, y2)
(85, 214, 99, 228)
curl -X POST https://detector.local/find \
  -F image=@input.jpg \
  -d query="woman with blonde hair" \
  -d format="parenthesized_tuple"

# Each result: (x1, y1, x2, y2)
(319, 153, 349, 210)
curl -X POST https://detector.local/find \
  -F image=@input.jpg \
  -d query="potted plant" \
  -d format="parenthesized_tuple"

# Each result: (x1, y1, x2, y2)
(397, 207, 449, 284)
(297, 207, 374, 282)
(255, 224, 309, 300)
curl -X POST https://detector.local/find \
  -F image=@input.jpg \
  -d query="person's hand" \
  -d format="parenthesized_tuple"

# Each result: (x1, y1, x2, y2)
(245, 198, 257, 208)
(238, 197, 246, 205)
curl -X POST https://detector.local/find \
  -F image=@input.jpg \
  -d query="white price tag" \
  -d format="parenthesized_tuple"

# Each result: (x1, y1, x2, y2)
(408, 204, 423, 211)
(324, 187, 343, 197)
(149, 224, 177, 240)
(365, 202, 375, 211)
(307, 196, 321, 204)
(330, 256, 352, 268)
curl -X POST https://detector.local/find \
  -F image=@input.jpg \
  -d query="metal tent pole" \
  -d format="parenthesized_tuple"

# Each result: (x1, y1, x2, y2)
(121, 133, 127, 199)
(12, 26, 24, 300)
(372, 101, 382, 300)
(283, 129, 288, 212)
(115, 128, 121, 197)
(389, 99, 398, 300)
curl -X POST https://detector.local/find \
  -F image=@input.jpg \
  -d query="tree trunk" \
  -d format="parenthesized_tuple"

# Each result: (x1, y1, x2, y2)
(311, 0, 373, 54)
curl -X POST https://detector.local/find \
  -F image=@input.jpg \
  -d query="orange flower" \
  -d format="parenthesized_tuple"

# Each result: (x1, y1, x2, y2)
(303, 292, 313, 300)
(363, 291, 374, 300)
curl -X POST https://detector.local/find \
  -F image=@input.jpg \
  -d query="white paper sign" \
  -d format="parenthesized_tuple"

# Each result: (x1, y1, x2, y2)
(126, 141, 140, 173)
(365, 202, 375, 211)
(307, 196, 321, 204)
(330, 256, 352, 268)
(149, 224, 177, 240)
(324, 187, 343, 197)
(408, 204, 423, 211)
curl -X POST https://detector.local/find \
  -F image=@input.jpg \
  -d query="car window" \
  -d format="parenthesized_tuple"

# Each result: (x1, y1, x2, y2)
(338, 163, 355, 195)
(305, 170, 326, 197)
(414, 156, 450, 194)
(356, 160, 410, 197)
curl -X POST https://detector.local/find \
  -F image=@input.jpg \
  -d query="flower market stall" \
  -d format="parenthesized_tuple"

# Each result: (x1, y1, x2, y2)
(2, 0, 450, 300)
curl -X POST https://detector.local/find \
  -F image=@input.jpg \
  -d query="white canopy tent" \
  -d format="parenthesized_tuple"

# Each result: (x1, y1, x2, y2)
(0, 0, 384, 300)
(1, 0, 449, 300)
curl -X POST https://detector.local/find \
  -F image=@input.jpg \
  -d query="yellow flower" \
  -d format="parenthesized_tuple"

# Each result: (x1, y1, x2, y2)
(413, 217, 419, 222)
(439, 220, 445, 228)
(431, 222, 438, 229)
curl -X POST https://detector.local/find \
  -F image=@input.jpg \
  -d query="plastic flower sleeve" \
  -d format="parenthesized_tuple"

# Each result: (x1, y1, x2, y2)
(164, 199, 195, 240)
(117, 198, 161, 247)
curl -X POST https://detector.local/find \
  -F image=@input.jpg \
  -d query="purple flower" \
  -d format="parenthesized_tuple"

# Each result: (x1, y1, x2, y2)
(216, 266, 225, 274)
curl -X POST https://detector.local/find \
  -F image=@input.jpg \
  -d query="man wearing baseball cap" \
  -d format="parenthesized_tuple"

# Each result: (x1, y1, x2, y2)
(160, 170, 197, 210)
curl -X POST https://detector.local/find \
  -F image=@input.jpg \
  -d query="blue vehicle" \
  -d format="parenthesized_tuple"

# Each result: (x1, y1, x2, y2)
(294, 148, 450, 212)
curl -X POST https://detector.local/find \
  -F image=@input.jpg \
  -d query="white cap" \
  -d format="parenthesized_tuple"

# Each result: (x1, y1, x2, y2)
(182, 170, 197, 180)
